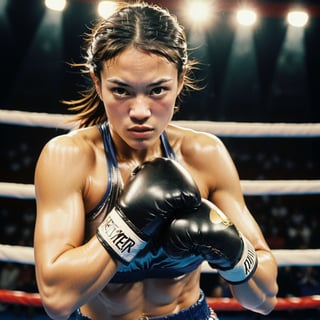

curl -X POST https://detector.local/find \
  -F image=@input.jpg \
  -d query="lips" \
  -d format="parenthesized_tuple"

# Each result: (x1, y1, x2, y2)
(128, 126, 154, 138)
(128, 125, 153, 132)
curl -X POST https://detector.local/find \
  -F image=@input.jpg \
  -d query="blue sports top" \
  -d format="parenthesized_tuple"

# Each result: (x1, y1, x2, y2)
(85, 122, 204, 283)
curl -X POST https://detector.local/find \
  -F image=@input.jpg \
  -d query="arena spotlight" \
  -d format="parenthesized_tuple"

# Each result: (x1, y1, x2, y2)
(97, 1, 118, 19)
(44, 0, 66, 12)
(183, 0, 213, 28)
(236, 9, 257, 26)
(287, 10, 309, 27)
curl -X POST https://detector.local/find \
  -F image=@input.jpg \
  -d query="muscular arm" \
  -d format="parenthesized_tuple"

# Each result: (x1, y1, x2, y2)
(180, 130, 278, 314)
(213, 190, 278, 314)
(34, 134, 118, 319)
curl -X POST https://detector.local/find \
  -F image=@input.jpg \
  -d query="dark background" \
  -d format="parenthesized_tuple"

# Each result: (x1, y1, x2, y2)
(0, 0, 319, 318)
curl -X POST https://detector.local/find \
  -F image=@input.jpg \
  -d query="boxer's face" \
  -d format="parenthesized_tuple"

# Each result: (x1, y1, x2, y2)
(93, 46, 184, 150)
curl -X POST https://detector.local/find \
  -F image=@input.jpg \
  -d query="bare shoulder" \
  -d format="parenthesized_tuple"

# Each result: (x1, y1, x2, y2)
(38, 127, 100, 167)
(35, 126, 102, 190)
(166, 123, 240, 196)
(167, 123, 229, 167)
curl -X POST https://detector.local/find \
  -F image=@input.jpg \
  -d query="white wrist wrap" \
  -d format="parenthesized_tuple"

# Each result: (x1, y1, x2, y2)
(218, 236, 257, 284)
(96, 208, 147, 264)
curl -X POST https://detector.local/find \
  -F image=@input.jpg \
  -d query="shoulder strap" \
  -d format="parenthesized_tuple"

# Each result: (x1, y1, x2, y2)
(86, 122, 122, 220)
(160, 131, 176, 160)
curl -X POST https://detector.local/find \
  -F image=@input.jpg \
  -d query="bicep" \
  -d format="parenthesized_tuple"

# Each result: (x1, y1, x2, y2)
(205, 139, 269, 250)
(182, 131, 270, 250)
(34, 138, 87, 269)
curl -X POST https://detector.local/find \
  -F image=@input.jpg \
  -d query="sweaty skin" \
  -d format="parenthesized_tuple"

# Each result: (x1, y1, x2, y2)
(34, 47, 278, 320)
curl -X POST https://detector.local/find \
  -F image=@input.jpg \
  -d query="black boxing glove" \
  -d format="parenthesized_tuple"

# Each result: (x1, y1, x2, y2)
(164, 199, 257, 284)
(96, 157, 201, 265)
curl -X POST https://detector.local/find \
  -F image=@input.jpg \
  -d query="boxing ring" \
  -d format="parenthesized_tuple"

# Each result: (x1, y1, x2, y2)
(1, 109, 320, 317)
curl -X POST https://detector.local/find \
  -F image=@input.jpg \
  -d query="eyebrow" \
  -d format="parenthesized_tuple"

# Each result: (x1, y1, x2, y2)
(106, 78, 173, 87)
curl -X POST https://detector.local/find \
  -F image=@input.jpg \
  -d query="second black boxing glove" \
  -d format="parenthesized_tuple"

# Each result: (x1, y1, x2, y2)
(164, 199, 257, 284)
(96, 157, 201, 265)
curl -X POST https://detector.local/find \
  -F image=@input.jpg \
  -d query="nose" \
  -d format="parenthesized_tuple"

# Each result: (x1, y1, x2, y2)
(129, 96, 151, 123)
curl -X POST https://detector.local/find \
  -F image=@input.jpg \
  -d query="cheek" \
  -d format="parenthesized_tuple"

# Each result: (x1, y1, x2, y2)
(101, 91, 124, 112)
(103, 102, 124, 121)
(152, 103, 175, 125)
(152, 98, 175, 115)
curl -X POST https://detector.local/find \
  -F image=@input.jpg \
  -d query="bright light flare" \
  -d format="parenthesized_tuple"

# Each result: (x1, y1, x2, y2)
(287, 11, 309, 28)
(97, 1, 118, 19)
(236, 9, 257, 26)
(45, 0, 66, 12)
(184, 1, 212, 27)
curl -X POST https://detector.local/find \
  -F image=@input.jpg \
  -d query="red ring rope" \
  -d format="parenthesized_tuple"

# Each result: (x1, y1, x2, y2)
(207, 296, 320, 311)
(1, 289, 319, 311)
(0, 290, 42, 307)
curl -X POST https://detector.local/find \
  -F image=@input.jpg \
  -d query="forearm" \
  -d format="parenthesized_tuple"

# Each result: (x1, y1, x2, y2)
(229, 250, 278, 315)
(37, 237, 118, 319)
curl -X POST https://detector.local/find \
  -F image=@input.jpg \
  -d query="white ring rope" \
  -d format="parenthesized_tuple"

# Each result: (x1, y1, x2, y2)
(174, 120, 320, 137)
(1, 109, 320, 137)
(0, 109, 75, 130)
(0, 183, 35, 199)
(1, 244, 319, 269)
(240, 179, 320, 195)
(1, 180, 320, 199)
(0, 245, 35, 265)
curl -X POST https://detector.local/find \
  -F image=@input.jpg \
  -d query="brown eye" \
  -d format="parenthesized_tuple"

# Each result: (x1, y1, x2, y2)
(112, 87, 130, 97)
(151, 87, 167, 96)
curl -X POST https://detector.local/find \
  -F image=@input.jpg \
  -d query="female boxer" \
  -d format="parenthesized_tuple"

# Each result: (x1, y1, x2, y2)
(34, 2, 278, 319)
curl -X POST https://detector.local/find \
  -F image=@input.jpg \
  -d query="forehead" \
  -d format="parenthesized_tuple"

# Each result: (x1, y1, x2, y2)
(102, 47, 178, 81)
